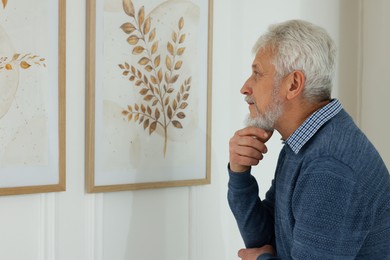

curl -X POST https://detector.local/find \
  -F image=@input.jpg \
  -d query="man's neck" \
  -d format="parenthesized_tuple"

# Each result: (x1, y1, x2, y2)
(276, 99, 330, 140)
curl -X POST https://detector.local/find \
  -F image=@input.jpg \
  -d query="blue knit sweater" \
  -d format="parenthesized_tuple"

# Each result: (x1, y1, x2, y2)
(228, 108, 390, 259)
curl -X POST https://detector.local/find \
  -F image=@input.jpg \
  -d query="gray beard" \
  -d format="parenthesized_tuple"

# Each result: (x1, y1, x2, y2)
(244, 99, 283, 131)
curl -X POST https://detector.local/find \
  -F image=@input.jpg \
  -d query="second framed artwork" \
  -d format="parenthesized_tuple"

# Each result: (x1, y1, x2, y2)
(86, 0, 213, 192)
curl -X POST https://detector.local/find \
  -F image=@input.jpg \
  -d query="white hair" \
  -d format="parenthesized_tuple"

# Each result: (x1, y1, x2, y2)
(253, 20, 336, 102)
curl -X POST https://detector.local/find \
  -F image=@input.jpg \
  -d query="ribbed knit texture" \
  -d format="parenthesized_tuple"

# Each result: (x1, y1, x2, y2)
(228, 109, 390, 259)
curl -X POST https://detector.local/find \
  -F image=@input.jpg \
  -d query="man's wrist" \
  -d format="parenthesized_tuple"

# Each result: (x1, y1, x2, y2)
(229, 163, 250, 173)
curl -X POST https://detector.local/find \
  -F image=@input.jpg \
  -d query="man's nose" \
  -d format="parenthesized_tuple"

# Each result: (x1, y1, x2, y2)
(240, 78, 252, 95)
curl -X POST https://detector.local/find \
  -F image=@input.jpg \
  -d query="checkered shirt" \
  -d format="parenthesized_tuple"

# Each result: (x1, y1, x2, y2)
(285, 99, 343, 154)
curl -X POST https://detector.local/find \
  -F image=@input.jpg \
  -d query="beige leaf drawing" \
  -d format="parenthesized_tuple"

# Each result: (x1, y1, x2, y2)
(150, 75, 158, 84)
(167, 106, 172, 119)
(177, 47, 185, 56)
(143, 119, 150, 129)
(123, 0, 135, 17)
(145, 65, 153, 72)
(180, 102, 188, 109)
(165, 56, 172, 70)
(143, 75, 149, 84)
(167, 42, 174, 55)
(12, 53, 20, 61)
(139, 88, 148, 95)
(178, 17, 184, 30)
(155, 109, 160, 120)
(121, 22, 136, 34)
(179, 34, 186, 44)
(176, 112, 185, 119)
(138, 6, 145, 27)
(138, 57, 149, 65)
(132, 46, 145, 54)
(157, 69, 162, 82)
(127, 35, 139, 45)
(154, 55, 160, 67)
(186, 77, 192, 85)
(149, 28, 156, 42)
(169, 74, 179, 84)
(172, 32, 177, 43)
(144, 95, 153, 101)
(153, 86, 160, 95)
(149, 121, 157, 135)
(151, 41, 158, 55)
(174, 60, 182, 70)
(127, 113, 133, 121)
(20, 61, 31, 69)
(143, 17, 151, 34)
(172, 120, 183, 129)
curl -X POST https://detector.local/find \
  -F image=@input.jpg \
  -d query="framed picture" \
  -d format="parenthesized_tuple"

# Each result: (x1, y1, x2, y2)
(0, 0, 66, 195)
(86, 0, 212, 192)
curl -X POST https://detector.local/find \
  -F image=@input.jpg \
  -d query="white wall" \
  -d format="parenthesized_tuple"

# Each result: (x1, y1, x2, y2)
(360, 0, 390, 167)
(0, 1, 387, 260)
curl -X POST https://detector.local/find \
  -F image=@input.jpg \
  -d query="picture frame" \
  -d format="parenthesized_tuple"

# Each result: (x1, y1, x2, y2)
(0, 0, 66, 196)
(86, 0, 213, 192)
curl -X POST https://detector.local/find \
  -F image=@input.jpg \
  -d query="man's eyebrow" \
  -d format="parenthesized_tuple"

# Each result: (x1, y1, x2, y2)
(252, 64, 259, 70)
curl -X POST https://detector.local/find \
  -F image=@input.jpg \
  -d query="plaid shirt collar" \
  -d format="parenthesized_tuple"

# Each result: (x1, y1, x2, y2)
(285, 99, 343, 154)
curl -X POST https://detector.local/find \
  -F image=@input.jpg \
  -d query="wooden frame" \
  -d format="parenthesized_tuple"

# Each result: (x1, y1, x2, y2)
(0, 0, 66, 195)
(86, 0, 213, 192)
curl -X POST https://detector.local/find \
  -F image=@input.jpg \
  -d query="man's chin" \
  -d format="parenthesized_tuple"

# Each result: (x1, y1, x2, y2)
(244, 114, 274, 131)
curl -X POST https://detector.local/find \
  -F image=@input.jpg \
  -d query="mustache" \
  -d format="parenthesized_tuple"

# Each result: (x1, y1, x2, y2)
(245, 96, 255, 104)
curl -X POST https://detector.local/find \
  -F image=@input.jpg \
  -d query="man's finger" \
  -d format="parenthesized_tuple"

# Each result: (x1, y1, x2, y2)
(236, 127, 273, 143)
(237, 248, 246, 257)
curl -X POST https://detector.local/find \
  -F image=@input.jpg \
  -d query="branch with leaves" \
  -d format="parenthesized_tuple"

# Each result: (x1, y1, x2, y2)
(118, 0, 192, 157)
(1, 1, 46, 73)
(0, 53, 46, 72)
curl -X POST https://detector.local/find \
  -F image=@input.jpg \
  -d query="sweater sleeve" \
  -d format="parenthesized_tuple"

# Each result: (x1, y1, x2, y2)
(227, 164, 276, 249)
(290, 157, 367, 259)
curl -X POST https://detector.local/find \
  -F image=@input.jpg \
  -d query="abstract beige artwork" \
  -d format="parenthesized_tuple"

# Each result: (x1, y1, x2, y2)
(86, 0, 212, 192)
(0, 0, 65, 195)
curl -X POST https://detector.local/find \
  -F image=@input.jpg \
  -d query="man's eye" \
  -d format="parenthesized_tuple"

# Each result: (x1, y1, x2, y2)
(253, 71, 261, 78)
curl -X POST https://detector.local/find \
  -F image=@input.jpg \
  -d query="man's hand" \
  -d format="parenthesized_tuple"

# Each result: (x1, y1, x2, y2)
(229, 127, 273, 173)
(238, 245, 276, 260)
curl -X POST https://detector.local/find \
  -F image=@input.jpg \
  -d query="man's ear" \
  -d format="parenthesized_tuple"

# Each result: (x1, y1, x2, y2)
(286, 70, 305, 100)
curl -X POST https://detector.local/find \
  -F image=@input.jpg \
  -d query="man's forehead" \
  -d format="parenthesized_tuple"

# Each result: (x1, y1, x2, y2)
(255, 48, 274, 59)
(252, 50, 273, 69)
